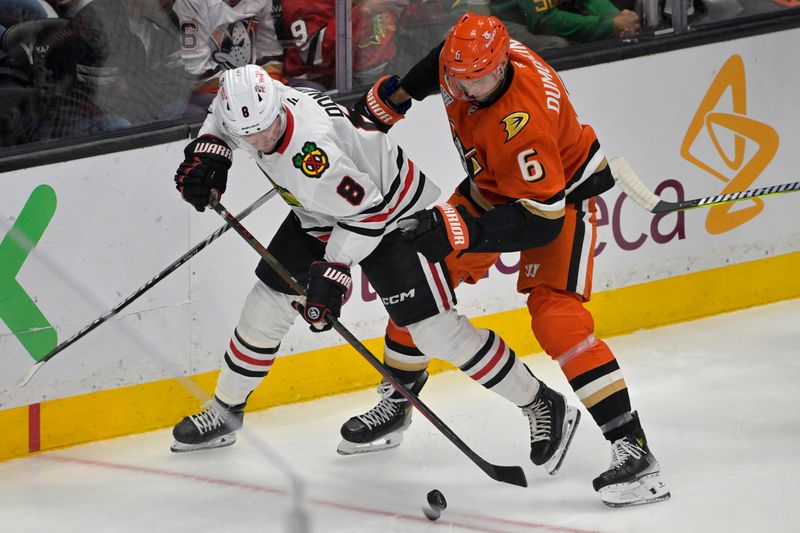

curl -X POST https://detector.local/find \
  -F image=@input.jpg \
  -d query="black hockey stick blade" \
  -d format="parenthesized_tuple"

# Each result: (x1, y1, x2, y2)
(210, 197, 529, 488)
(491, 465, 529, 487)
(609, 157, 800, 213)
(6, 190, 277, 391)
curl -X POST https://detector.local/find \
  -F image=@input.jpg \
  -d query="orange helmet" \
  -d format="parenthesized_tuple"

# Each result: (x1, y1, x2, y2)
(442, 13, 510, 81)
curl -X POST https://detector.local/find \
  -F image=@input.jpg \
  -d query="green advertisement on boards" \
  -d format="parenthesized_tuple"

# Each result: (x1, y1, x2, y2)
(0, 185, 58, 362)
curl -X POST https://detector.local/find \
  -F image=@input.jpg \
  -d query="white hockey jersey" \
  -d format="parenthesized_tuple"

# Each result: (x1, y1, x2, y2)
(173, 0, 282, 80)
(199, 85, 441, 266)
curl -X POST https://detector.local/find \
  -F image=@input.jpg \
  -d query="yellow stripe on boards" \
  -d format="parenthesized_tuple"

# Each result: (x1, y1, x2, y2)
(0, 405, 29, 458)
(1, 251, 798, 462)
(586, 251, 800, 338)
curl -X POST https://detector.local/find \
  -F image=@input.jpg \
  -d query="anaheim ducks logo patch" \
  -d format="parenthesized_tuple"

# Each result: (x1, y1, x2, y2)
(501, 112, 529, 142)
(292, 141, 329, 178)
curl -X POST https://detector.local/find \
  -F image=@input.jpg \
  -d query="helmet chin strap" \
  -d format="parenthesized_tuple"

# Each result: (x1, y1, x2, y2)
(275, 105, 288, 139)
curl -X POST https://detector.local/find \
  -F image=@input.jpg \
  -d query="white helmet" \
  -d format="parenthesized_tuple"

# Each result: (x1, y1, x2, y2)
(215, 64, 281, 137)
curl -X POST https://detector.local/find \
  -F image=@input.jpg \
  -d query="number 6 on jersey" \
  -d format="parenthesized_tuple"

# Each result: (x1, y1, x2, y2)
(518, 148, 545, 182)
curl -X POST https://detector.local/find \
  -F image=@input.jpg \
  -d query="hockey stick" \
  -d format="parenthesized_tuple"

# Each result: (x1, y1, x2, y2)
(7, 189, 278, 391)
(609, 157, 800, 213)
(209, 197, 529, 488)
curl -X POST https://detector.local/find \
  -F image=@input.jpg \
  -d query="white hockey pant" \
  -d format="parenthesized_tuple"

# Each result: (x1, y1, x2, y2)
(406, 310, 540, 406)
(215, 280, 297, 406)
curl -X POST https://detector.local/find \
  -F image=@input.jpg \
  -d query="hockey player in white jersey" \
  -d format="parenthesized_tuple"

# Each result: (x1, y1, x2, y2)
(170, 65, 580, 476)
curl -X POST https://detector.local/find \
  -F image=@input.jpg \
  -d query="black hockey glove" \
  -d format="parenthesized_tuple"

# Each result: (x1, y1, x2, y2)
(175, 134, 233, 212)
(398, 203, 479, 263)
(292, 262, 352, 332)
(353, 75, 411, 133)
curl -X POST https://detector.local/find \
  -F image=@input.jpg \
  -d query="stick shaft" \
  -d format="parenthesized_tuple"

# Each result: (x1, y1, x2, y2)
(11, 190, 276, 389)
(210, 199, 528, 487)
(609, 157, 800, 213)
(654, 181, 800, 213)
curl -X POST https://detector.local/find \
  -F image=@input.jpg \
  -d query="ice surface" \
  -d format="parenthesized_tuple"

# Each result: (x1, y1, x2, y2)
(1, 299, 798, 532)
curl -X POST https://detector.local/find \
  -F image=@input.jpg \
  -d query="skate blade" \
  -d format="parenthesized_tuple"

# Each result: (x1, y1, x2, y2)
(545, 406, 581, 476)
(600, 471, 671, 508)
(336, 431, 404, 456)
(170, 433, 237, 453)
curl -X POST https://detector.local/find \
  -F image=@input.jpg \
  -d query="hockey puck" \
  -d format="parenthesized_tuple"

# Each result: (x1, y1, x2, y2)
(422, 489, 447, 521)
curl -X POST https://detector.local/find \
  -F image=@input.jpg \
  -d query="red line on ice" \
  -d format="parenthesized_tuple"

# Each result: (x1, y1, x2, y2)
(40, 455, 601, 532)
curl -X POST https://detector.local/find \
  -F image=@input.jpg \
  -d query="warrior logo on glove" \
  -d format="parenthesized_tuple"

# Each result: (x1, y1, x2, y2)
(437, 203, 470, 249)
(174, 134, 233, 212)
(353, 75, 411, 134)
(398, 203, 478, 263)
(321, 265, 352, 288)
(194, 140, 233, 159)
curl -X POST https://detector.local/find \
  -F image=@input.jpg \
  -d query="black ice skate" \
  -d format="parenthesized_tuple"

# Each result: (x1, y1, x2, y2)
(338, 372, 427, 455)
(171, 396, 245, 453)
(592, 412, 670, 507)
(523, 383, 581, 475)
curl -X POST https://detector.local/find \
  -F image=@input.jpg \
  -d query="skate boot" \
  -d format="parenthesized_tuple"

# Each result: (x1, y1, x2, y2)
(338, 372, 428, 455)
(592, 412, 670, 507)
(171, 396, 245, 453)
(523, 382, 581, 475)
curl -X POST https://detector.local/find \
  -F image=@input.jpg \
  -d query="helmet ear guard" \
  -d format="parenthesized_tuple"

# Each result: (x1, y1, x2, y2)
(215, 65, 282, 137)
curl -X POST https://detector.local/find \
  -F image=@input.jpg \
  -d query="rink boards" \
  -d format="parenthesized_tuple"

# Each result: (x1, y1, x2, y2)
(0, 28, 798, 460)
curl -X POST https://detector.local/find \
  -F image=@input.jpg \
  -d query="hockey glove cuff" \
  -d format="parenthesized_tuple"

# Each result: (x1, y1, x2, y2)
(294, 262, 352, 332)
(354, 75, 411, 133)
(398, 204, 479, 263)
(175, 134, 233, 212)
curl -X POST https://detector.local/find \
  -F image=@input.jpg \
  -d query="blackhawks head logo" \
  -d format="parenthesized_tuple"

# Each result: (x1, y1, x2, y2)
(292, 141, 329, 178)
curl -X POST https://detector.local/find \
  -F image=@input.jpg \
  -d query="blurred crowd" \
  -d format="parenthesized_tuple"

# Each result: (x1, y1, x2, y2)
(0, 0, 790, 148)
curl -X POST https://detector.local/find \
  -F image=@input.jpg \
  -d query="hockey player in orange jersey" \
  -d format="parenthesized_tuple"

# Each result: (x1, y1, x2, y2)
(340, 13, 670, 508)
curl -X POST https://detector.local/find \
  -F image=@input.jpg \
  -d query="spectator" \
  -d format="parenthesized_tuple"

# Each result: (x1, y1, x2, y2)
(0, 47, 39, 146)
(1, 0, 57, 28)
(275, 0, 408, 91)
(119, 0, 195, 120)
(392, 0, 570, 59)
(1, 4, 75, 146)
(489, 0, 640, 50)
(43, 0, 92, 19)
(11, 0, 191, 141)
(171, 0, 284, 112)
(351, 0, 406, 86)
(388, 0, 468, 76)
(36, 0, 145, 137)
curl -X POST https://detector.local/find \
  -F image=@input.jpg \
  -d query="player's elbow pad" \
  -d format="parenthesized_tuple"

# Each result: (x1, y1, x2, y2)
(470, 203, 564, 253)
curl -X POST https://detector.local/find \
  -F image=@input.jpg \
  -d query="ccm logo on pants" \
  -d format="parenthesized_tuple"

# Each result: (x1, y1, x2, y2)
(382, 289, 416, 305)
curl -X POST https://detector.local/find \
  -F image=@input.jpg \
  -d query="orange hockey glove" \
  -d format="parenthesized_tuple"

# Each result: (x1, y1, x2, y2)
(398, 204, 478, 263)
(354, 75, 411, 133)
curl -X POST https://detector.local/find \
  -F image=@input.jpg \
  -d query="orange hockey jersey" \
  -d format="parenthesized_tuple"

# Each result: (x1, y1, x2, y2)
(437, 40, 604, 216)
